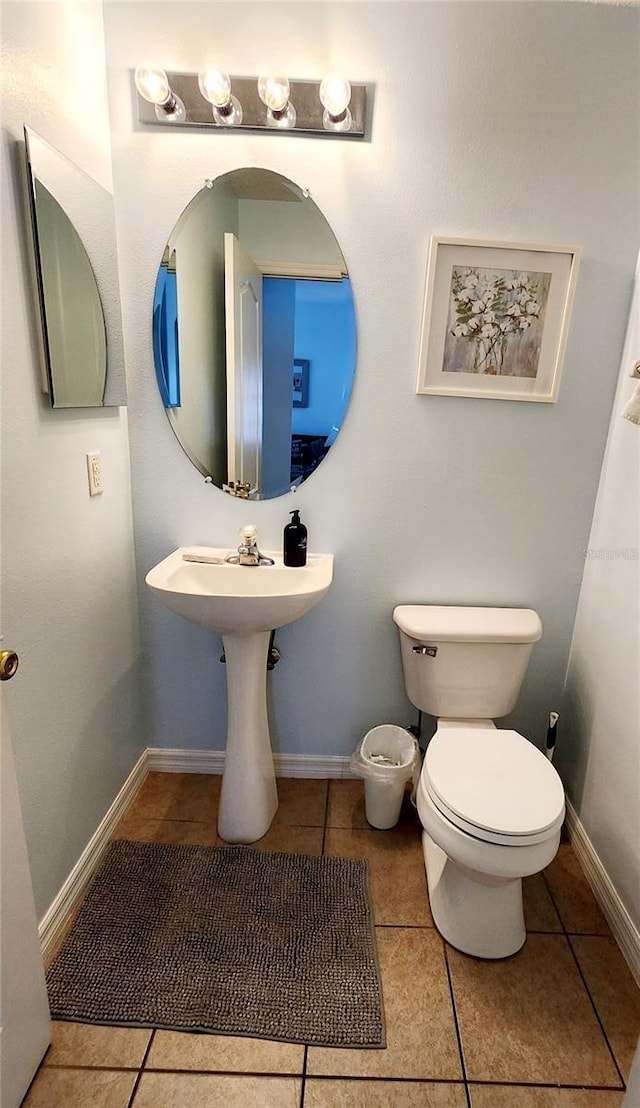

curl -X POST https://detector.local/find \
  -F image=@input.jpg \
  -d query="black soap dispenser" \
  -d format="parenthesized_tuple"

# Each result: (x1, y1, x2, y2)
(283, 509, 307, 567)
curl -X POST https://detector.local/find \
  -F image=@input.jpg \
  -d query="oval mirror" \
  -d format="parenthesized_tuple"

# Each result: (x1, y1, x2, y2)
(152, 168, 355, 499)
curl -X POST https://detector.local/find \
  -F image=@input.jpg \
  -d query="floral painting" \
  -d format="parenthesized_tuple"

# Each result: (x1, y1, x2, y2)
(443, 266, 552, 378)
(416, 238, 580, 403)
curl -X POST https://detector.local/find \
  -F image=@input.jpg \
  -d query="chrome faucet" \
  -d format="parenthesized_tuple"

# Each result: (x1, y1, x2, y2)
(226, 525, 274, 567)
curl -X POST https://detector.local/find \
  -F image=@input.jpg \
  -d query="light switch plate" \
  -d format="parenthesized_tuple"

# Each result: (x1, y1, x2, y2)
(86, 452, 103, 496)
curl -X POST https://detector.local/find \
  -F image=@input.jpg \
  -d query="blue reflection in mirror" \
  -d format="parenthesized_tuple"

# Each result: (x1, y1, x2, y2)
(153, 263, 180, 407)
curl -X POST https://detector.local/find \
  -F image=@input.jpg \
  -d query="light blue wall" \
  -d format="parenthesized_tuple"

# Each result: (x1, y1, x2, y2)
(2, 0, 143, 918)
(558, 263, 639, 930)
(106, 1, 639, 762)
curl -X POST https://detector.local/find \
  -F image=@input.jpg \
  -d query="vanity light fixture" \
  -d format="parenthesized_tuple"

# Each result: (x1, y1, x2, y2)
(198, 67, 243, 127)
(134, 65, 186, 123)
(134, 68, 367, 138)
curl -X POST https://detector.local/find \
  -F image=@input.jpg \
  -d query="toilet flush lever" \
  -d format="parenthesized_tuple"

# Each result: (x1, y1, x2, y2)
(412, 645, 438, 657)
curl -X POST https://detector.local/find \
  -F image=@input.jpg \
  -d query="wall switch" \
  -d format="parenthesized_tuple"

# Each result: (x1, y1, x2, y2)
(86, 452, 103, 496)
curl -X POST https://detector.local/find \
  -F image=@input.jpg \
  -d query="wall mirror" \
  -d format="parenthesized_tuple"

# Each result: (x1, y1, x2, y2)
(23, 127, 127, 407)
(153, 168, 355, 499)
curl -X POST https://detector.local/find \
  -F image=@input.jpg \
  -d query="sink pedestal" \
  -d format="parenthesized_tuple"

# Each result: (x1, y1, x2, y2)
(217, 630, 278, 843)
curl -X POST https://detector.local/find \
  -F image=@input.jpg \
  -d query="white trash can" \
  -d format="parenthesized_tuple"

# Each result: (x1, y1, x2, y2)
(351, 725, 421, 829)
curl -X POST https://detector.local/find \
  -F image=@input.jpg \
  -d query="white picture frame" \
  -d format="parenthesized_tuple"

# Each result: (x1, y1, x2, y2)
(416, 237, 581, 402)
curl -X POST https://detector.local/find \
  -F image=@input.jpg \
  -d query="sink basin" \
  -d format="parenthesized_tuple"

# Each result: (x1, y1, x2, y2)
(145, 548, 333, 636)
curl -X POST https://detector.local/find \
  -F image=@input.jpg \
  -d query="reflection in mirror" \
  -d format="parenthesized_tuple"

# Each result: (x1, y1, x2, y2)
(153, 168, 355, 499)
(23, 127, 127, 407)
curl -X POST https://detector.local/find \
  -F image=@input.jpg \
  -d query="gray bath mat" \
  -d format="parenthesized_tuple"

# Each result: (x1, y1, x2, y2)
(46, 840, 385, 1048)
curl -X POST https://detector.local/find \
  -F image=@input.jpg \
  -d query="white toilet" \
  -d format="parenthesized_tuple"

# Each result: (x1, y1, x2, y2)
(393, 604, 565, 959)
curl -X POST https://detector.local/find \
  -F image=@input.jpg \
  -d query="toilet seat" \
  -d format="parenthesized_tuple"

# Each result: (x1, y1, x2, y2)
(423, 727, 565, 847)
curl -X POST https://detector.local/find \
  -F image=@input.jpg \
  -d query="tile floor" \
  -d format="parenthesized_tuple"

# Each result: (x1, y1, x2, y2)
(25, 773, 640, 1107)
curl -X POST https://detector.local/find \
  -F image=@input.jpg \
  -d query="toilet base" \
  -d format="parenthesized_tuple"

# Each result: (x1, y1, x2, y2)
(422, 831, 526, 959)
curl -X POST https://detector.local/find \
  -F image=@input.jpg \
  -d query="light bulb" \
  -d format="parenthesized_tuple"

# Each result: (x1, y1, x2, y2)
(135, 64, 170, 105)
(319, 73, 352, 132)
(320, 74, 351, 116)
(257, 75, 296, 129)
(198, 67, 243, 126)
(257, 75, 290, 112)
(134, 64, 186, 123)
(198, 67, 231, 108)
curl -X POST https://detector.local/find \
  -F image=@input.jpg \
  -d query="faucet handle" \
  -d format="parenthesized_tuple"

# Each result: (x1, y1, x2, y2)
(239, 524, 258, 547)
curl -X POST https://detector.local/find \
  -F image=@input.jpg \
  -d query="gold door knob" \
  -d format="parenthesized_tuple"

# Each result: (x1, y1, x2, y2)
(0, 650, 19, 681)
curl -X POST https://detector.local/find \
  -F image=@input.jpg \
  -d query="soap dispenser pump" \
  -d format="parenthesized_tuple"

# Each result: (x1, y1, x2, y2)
(283, 509, 307, 567)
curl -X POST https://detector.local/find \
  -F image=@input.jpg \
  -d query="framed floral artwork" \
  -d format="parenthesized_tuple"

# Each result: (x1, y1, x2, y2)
(416, 237, 580, 402)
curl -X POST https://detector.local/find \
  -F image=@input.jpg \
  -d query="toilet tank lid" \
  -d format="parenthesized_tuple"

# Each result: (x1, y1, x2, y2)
(393, 605, 542, 643)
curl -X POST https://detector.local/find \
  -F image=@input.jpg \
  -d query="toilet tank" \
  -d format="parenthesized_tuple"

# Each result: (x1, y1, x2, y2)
(393, 605, 542, 719)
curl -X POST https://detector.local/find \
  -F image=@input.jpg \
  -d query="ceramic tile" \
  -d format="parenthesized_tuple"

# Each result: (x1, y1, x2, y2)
(326, 779, 370, 829)
(304, 1078, 468, 1107)
(132, 1072, 301, 1107)
(270, 778, 328, 827)
(327, 779, 418, 831)
(307, 927, 461, 1080)
(544, 844, 611, 934)
(147, 1029, 304, 1073)
(23, 1067, 136, 1107)
(522, 872, 563, 932)
(217, 824, 324, 854)
(324, 826, 432, 927)
(112, 817, 218, 846)
(571, 934, 640, 1080)
(43, 1021, 151, 1068)
(118, 771, 221, 827)
(470, 1086, 625, 1107)
(448, 933, 621, 1086)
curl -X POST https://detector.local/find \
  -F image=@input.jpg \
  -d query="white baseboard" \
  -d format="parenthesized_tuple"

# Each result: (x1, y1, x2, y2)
(39, 750, 149, 963)
(146, 747, 225, 774)
(146, 747, 354, 779)
(565, 799, 640, 986)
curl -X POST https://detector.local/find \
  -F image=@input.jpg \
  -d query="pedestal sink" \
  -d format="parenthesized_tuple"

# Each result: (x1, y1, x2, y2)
(145, 548, 333, 843)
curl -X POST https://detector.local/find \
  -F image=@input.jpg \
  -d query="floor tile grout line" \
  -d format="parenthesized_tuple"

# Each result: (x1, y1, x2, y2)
(542, 869, 627, 1089)
(299, 1076, 468, 1086)
(467, 1078, 628, 1090)
(299, 1045, 309, 1107)
(376, 922, 435, 930)
(320, 780, 330, 855)
(565, 932, 627, 1090)
(125, 1029, 155, 1108)
(39, 1060, 629, 1092)
(42, 1063, 149, 1074)
(443, 943, 472, 1108)
(565, 929, 617, 937)
(541, 868, 566, 928)
(119, 817, 217, 826)
(138, 1065, 305, 1077)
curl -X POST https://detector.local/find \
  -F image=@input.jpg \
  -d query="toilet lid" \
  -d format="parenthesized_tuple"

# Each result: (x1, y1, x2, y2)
(424, 728, 565, 846)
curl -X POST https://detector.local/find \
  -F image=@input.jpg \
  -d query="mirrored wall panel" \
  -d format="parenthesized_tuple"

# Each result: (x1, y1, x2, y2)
(24, 127, 126, 407)
(153, 168, 356, 499)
